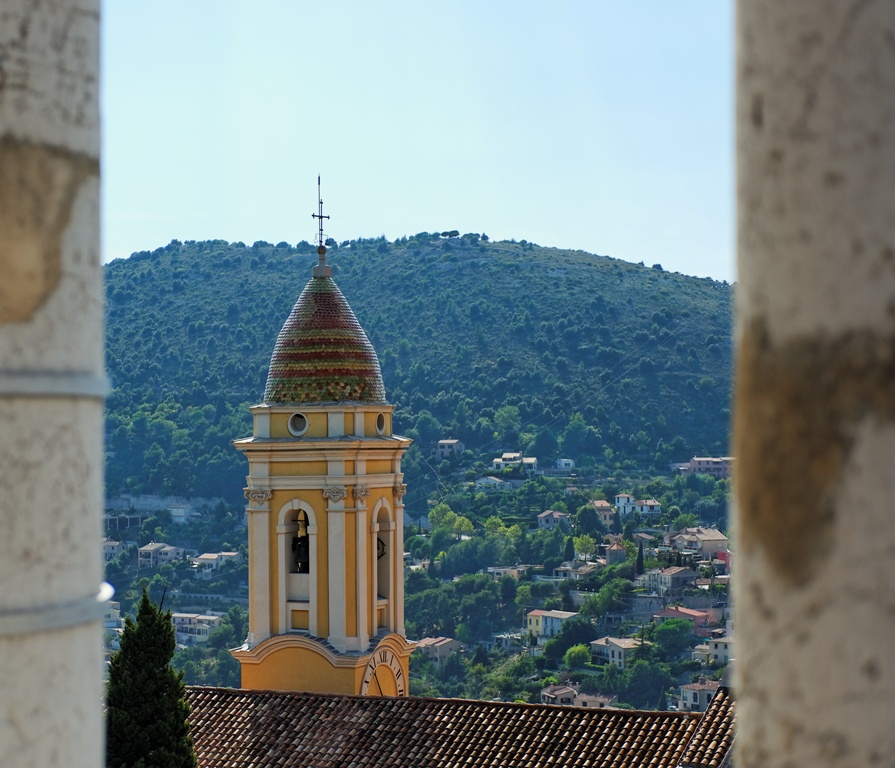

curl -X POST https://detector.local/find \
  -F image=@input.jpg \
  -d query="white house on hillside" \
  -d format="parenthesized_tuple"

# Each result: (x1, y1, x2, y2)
(664, 527, 730, 559)
(537, 509, 571, 531)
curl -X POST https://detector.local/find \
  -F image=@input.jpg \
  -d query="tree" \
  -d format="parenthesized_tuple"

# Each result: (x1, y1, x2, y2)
(575, 504, 603, 536)
(563, 536, 576, 562)
(636, 541, 645, 575)
(550, 616, 598, 656)
(452, 515, 475, 540)
(579, 578, 632, 619)
(653, 618, 694, 660)
(622, 660, 675, 710)
(573, 534, 596, 562)
(428, 502, 456, 530)
(106, 586, 197, 768)
(564, 644, 591, 670)
(672, 512, 699, 530)
(494, 404, 521, 442)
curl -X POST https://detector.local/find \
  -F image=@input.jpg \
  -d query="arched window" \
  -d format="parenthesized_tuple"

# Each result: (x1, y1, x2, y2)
(277, 500, 317, 634)
(291, 510, 310, 574)
(376, 505, 391, 601)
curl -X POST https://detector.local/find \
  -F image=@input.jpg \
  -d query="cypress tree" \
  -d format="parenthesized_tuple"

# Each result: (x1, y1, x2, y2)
(636, 541, 645, 575)
(106, 586, 197, 768)
(563, 535, 576, 562)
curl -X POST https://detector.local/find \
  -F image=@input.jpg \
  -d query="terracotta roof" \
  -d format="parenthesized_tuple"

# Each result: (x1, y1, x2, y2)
(660, 566, 696, 576)
(186, 687, 721, 768)
(654, 607, 708, 620)
(672, 527, 729, 542)
(263, 273, 386, 404)
(541, 684, 577, 697)
(679, 686, 735, 768)
(681, 680, 720, 692)
(592, 636, 649, 651)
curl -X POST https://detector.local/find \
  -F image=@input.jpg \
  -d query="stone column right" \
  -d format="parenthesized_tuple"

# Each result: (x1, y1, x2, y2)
(735, 2, 895, 766)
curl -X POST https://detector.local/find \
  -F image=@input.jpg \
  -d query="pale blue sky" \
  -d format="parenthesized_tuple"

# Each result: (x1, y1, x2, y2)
(102, 2, 734, 281)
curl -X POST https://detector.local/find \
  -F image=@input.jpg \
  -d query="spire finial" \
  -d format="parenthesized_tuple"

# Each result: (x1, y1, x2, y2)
(312, 174, 332, 277)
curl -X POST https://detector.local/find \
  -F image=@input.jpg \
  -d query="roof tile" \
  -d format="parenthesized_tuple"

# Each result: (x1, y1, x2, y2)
(263, 274, 386, 404)
(186, 688, 734, 768)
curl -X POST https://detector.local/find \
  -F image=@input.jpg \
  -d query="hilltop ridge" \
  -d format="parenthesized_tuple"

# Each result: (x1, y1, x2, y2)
(104, 233, 733, 508)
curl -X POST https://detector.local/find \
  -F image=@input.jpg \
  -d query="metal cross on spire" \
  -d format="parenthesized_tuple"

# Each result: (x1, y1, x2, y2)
(311, 175, 333, 277)
(312, 174, 330, 253)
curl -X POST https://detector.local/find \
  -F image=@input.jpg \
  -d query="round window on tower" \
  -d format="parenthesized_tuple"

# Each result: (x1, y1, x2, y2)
(288, 413, 309, 436)
(376, 413, 386, 435)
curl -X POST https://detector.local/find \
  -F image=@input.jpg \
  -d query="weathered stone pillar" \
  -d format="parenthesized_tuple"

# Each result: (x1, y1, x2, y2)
(0, 2, 104, 767)
(735, 2, 895, 766)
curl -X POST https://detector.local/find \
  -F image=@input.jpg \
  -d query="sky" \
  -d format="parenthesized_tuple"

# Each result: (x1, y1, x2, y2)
(101, 2, 734, 282)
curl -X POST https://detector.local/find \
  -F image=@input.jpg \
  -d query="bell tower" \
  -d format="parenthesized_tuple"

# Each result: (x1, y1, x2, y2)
(232, 184, 413, 695)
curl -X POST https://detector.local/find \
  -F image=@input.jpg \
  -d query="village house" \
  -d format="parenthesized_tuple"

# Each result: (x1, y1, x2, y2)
(540, 684, 577, 706)
(613, 493, 661, 517)
(542, 458, 576, 477)
(590, 499, 617, 529)
(539, 685, 617, 709)
(614, 493, 636, 516)
(636, 499, 662, 516)
(169, 502, 201, 525)
(574, 692, 618, 709)
(678, 679, 720, 713)
(591, 636, 652, 670)
(521, 457, 538, 474)
(542, 610, 578, 638)
(692, 643, 712, 665)
(172, 613, 223, 645)
(191, 550, 243, 579)
(653, 606, 714, 638)
(417, 636, 463, 667)
(707, 635, 734, 664)
(553, 560, 600, 581)
(434, 439, 465, 461)
(491, 452, 538, 474)
(474, 476, 513, 493)
(665, 527, 730, 559)
(104, 601, 123, 630)
(537, 509, 571, 531)
(676, 456, 734, 479)
(526, 609, 578, 641)
(490, 631, 523, 651)
(641, 566, 699, 597)
(486, 565, 530, 581)
(137, 541, 186, 569)
(102, 537, 129, 562)
(605, 541, 627, 566)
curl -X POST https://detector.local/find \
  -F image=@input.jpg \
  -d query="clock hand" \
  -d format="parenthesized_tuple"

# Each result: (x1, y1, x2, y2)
(373, 667, 383, 695)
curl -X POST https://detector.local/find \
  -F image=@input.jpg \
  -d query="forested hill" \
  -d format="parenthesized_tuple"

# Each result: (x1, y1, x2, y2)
(103, 234, 733, 509)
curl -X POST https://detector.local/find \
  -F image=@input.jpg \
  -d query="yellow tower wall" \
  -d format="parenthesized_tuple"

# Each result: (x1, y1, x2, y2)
(235, 401, 412, 695)
(239, 644, 360, 695)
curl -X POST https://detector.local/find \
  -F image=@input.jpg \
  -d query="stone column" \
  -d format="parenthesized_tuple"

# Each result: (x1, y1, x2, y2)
(735, 2, 895, 766)
(0, 2, 104, 767)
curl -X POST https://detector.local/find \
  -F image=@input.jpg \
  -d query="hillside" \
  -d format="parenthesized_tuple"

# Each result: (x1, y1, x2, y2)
(103, 234, 733, 509)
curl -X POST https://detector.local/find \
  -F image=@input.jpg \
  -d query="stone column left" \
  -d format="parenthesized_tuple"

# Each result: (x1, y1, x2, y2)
(0, 2, 104, 767)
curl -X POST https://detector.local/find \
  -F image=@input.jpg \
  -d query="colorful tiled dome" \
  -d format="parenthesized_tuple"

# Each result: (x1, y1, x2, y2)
(263, 273, 386, 404)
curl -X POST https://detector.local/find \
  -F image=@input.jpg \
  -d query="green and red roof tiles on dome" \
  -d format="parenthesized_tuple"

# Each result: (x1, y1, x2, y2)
(262, 273, 387, 405)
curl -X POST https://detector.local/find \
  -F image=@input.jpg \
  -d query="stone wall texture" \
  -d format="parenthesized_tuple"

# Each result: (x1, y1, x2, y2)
(735, 2, 895, 766)
(0, 2, 104, 767)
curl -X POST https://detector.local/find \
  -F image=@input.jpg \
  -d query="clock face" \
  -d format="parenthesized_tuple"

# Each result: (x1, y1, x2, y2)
(360, 647, 406, 696)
